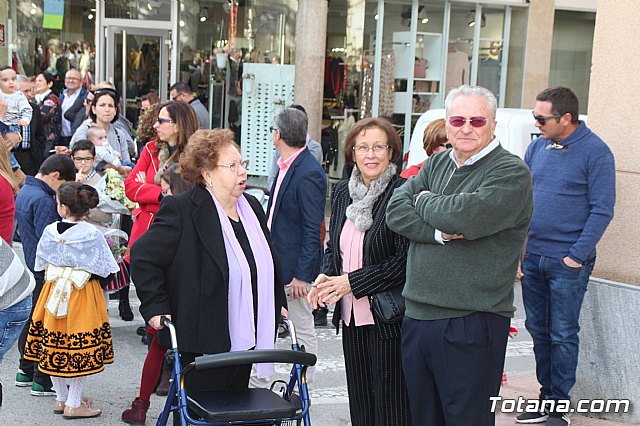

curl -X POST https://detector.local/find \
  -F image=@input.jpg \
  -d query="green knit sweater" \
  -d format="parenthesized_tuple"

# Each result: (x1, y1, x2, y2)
(386, 145, 533, 320)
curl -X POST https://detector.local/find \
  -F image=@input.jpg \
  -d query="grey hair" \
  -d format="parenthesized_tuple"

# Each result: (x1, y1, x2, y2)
(16, 74, 29, 83)
(444, 85, 497, 118)
(274, 108, 307, 148)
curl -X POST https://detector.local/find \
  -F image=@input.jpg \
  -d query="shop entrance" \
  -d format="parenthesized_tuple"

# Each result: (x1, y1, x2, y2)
(104, 27, 170, 125)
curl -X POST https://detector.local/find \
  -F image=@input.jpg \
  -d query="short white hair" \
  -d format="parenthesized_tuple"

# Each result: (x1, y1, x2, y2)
(444, 85, 497, 118)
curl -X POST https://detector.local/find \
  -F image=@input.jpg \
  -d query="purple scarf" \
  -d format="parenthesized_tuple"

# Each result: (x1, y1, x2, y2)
(208, 191, 276, 378)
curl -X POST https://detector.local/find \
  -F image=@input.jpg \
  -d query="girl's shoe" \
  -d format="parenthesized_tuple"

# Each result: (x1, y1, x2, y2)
(63, 404, 102, 419)
(121, 397, 150, 425)
(55, 397, 94, 414)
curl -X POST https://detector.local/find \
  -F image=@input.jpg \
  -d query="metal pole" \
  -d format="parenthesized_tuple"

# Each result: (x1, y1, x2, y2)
(208, 73, 215, 129)
(372, 0, 384, 117)
(499, 6, 512, 108)
(470, 6, 482, 85)
(170, 0, 179, 88)
(121, 30, 127, 116)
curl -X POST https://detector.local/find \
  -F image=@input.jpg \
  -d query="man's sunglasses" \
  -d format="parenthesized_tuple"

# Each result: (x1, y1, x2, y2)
(532, 112, 563, 125)
(448, 116, 488, 128)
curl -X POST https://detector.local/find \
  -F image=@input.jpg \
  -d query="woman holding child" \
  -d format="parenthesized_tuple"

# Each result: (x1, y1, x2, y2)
(69, 88, 132, 165)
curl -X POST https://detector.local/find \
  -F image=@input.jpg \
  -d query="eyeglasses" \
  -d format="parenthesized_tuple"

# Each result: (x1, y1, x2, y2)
(269, 126, 278, 133)
(217, 160, 250, 173)
(72, 157, 94, 163)
(65, 77, 80, 81)
(532, 112, 563, 125)
(353, 144, 389, 155)
(448, 116, 489, 128)
(156, 117, 175, 124)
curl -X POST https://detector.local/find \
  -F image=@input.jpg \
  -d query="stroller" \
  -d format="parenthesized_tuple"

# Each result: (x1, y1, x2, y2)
(156, 317, 316, 426)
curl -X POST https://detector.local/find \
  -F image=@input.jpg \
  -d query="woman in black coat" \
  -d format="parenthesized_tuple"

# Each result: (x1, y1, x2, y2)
(130, 129, 286, 415)
(308, 118, 411, 426)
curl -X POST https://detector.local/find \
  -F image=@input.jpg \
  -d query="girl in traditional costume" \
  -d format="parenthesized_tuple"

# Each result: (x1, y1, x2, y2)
(23, 182, 119, 419)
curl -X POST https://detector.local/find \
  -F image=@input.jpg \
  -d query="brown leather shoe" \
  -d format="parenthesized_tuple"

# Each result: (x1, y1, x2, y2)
(63, 404, 102, 419)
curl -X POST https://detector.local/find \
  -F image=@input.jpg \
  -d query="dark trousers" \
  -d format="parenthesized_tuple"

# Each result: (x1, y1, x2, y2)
(18, 277, 52, 388)
(401, 313, 510, 426)
(342, 321, 411, 426)
(173, 351, 251, 426)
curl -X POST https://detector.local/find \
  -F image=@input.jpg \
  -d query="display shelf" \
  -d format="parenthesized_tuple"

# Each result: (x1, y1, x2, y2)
(393, 31, 444, 149)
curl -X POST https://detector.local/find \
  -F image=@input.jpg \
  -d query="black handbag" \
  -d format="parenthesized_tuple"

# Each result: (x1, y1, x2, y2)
(370, 285, 405, 323)
(366, 181, 405, 324)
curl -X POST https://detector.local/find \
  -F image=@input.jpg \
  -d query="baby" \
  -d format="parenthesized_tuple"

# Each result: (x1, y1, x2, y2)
(86, 126, 135, 174)
(0, 66, 32, 136)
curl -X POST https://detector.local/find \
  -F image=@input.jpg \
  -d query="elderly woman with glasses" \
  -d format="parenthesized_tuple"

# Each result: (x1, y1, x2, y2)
(129, 129, 286, 425)
(307, 117, 411, 426)
(69, 88, 132, 165)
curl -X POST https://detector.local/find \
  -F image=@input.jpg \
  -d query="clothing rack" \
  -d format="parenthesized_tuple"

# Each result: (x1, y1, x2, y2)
(330, 108, 359, 120)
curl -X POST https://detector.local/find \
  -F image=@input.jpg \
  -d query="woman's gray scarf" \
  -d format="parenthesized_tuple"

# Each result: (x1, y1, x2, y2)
(346, 163, 397, 231)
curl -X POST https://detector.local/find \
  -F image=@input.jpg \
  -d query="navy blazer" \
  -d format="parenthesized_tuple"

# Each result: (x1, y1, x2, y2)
(267, 148, 327, 284)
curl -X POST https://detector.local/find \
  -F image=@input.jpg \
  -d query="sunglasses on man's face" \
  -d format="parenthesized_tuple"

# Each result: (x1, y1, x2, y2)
(532, 112, 563, 126)
(448, 116, 488, 128)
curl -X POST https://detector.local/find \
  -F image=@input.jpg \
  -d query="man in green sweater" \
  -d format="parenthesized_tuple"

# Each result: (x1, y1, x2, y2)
(387, 85, 533, 426)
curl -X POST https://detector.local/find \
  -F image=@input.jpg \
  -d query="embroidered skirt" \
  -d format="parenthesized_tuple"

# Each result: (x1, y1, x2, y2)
(24, 279, 114, 377)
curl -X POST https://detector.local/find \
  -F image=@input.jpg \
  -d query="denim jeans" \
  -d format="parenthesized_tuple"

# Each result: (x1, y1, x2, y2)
(0, 295, 32, 363)
(521, 253, 595, 401)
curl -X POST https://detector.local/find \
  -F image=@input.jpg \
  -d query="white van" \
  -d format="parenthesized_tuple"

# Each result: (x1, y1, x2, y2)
(406, 108, 587, 167)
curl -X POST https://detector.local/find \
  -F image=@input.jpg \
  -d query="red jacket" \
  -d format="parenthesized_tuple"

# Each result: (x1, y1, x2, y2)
(124, 140, 162, 262)
(0, 175, 16, 244)
(399, 161, 424, 179)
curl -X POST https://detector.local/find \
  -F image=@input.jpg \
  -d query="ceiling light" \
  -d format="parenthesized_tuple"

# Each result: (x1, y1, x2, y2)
(199, 7, 209, 23)
(31, 2, 36, 7)
(88, 13, 94, 20)
(419, 8, 429, 24)
(374, 14, 378, 20)
(179, 20, 185, 27)
(466, 10, 486, 28)
(30, 8, 36, 15)
(147, 3, 152, 10)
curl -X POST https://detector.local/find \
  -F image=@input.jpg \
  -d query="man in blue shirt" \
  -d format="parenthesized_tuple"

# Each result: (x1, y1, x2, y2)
(518, 87, 615, 426)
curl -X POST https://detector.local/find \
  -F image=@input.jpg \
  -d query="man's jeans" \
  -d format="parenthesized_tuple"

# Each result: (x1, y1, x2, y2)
(0, 295, 32, 363)
(521, 253, 595, 401)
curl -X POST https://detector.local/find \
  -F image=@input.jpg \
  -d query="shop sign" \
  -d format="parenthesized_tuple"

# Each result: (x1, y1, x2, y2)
(0, 24, 5, 48)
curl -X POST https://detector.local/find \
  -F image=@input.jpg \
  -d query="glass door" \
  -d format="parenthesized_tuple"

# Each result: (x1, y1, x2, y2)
(105, 27, 170, 126)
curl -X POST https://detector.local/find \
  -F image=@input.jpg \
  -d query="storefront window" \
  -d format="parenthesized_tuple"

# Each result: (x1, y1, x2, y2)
(175, 0, 298, 129)
(104, 0, 171, 21)
(549, 10, 595, 114)
(478, 7, 505, 103)
(504, 6, 526, 108)
(8, 0, 96, 91)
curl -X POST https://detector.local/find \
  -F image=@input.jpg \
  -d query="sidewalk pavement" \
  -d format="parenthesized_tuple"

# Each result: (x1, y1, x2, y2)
(496, 373, 630, 425)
